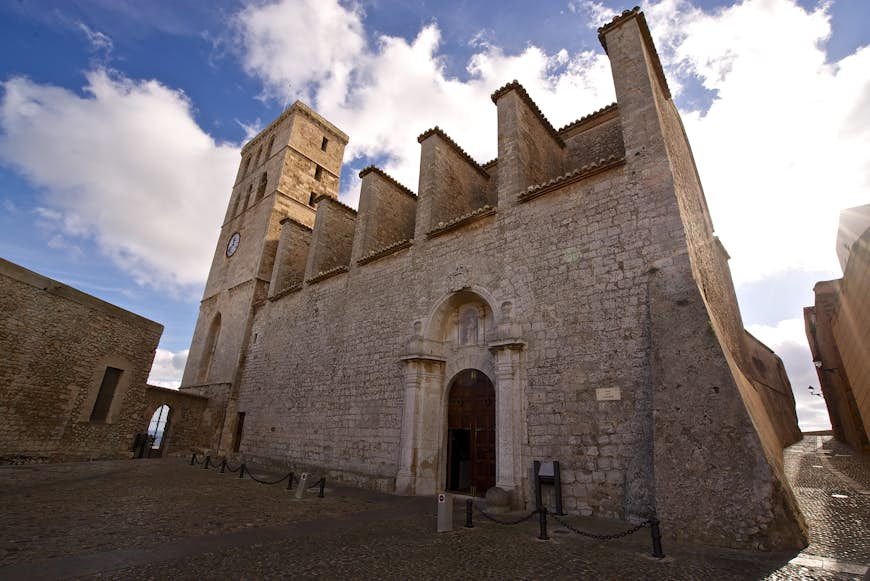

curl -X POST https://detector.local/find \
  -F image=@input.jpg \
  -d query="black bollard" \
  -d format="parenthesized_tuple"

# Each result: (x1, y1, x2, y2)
(220, 460, 226, 474)
(190, 453, 196, 466)
(465, 499, 474, 528)
(318, 478, 325, 498)
(649, 518, 665, 558)
(239, 463, 246, 479)
(538, 507, 549, 541)
(287, 472, 295, 490)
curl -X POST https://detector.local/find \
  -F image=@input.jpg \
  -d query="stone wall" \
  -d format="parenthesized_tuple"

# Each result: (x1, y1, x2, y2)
(0, 258, 162, 463)
(832, 228, 870, 446)
(270, 218, 312, 296)
(145, 383, 230, 455)
(806, 282, 867, 450)
(352, 167, 417, 262)
(305, 198, 357, 280)
(191, 8, 806, 551)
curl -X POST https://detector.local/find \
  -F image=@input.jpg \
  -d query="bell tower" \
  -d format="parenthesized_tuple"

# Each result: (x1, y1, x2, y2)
(181, 101, 348, 389)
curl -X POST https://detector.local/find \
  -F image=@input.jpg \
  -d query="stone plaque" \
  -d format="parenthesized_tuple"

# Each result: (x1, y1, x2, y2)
(596, 387, 621, 401)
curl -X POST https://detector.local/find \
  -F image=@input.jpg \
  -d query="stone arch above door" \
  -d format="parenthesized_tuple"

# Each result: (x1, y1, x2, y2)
(397, 286, 529, 507)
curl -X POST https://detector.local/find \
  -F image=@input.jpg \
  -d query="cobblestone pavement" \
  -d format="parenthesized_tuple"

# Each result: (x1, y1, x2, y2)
(0, 440, 867, 580)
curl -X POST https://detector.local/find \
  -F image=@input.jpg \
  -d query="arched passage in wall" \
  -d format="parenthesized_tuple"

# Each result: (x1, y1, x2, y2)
(197, 312, 221, 384)
(445, 369, 495, 495)
(146, 404, 171, 457)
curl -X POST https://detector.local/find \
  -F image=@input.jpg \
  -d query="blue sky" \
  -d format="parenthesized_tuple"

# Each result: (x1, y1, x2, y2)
(1, 0, 868, 430)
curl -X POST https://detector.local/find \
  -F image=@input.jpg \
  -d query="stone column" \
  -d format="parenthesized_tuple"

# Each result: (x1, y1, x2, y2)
(489, 339, 527, 507)
(396, 354, 446, 496)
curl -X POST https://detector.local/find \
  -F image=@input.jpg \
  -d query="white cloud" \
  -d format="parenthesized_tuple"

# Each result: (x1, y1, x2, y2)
(0, 70, 240, 292)
(747, 318, 831, 431)
(643, 0, 870, 286)
(147, 348, 189, 389)
(233, 0, 615, 195)
(77, 22, 114, 56)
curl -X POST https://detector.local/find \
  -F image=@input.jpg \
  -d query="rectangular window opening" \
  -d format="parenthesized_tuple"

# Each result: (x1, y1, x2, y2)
(90, 367, 123, 423)
(233, 412, 246, 453)
(314, 165, 323, 181)
(321, 136, 329, 151)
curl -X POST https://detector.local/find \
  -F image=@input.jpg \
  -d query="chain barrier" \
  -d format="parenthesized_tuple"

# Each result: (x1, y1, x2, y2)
(474, 503, 539, 526)
(189, 454, 324, 497)
(551, 513, 647, 540)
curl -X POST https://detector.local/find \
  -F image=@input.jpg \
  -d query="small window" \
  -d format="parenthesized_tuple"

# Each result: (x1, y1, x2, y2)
(321, 137, 329, 151)
(242, 184, 252, 211)
(91, 367, 123, 422)
(266, 135, 276, 157)
(309, 192, 318, 206)
(256, 172, 267, 201)
(314, 165, 323, 181)
(233, 412, 246, 453)
(254, 146, 263, 167)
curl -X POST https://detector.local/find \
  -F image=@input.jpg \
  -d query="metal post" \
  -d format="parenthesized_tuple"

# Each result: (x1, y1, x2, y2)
(287, 472, 294, 490)
(649, 518, 665, 558)
(190, 453, 196, 465)
(533, 460, 543, 511)
(465, 499, 474, 528)
(239, 463, 246, 479)
(538, 507, 549, 540)
(553, 461, 564, 515)
(220, 460, 226, 474)
(203, 456, 210, 469)
(318, 478, 325, 498)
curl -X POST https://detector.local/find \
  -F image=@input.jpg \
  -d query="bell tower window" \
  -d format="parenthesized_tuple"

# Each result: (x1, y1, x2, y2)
(314, 165, 323, 181)
(256, 172, 268, 202)
(321, 137, 329, 151)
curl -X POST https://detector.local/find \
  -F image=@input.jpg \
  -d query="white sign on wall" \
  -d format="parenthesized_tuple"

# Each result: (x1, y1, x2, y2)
(596, 387, 621, 401)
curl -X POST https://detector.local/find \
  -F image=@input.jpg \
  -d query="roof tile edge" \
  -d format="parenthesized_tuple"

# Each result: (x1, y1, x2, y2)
(358, 166, 418, 199)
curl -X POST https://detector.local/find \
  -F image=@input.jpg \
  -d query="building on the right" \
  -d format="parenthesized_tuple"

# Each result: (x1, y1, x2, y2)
(804, 204, 870, 451)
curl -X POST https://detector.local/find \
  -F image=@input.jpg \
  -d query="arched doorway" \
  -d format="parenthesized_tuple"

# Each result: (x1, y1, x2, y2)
(446, 369, 495, 496)
(146, 404, 171, 457)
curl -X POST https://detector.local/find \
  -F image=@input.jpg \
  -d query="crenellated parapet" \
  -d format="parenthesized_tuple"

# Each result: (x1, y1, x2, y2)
(304, 196, 357, 284)
(415, 126, 495, 240)
(268, 217, 312, 299)
(492, 81, 566, 204)
(352, 166, 417, 264)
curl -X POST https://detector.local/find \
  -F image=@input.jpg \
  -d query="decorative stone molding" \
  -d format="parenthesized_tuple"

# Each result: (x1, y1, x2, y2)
(268, 282, 303, 301)
(358, 166, 417, 199)
(558, 103, 619, 135)
(426, 205, 496, 239)
(357, 239, 414, 266)
(305, 265, 349, 284)
(518, 155, 625, 203)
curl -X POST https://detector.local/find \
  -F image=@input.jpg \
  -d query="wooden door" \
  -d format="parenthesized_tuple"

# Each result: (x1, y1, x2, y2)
(446, 369, 495, 495)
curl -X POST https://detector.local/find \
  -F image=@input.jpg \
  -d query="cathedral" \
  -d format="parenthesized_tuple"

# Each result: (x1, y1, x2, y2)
(179, 8, 806, 549)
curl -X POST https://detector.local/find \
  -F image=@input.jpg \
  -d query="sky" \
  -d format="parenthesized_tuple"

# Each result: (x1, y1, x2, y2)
(1, 0, 868, 431)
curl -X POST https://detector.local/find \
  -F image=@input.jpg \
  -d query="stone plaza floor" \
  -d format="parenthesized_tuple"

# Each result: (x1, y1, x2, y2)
(0, 436, 867, 580)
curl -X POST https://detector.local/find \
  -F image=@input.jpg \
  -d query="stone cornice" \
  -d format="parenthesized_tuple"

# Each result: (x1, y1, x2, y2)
(597, 8, 671, 100)
(488, 339, 527, 351)
(426, 205, 496, 239)
(305, 265, 349, 284)
(558, 103, 619, 136)
(359, 166, 417, 199)
(518, 155, 626, 203)
(312, 194, 358, 215)
(268, 282, 303, 301)
(357, 239, 414, 266)
(417, 126, 490, 179)
(279, 216, 313, 231)
(490, 81, 565, 148)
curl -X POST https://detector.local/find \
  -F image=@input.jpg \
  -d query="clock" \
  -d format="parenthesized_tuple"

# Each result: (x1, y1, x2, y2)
(226, 232, 241, 257)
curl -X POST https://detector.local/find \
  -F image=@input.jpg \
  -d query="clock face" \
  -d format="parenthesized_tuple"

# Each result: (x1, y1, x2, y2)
(226, 232, 241, 257)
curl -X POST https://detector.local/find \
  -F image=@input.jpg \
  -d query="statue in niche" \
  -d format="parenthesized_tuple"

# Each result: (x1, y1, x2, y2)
(458, 305, 480, 345)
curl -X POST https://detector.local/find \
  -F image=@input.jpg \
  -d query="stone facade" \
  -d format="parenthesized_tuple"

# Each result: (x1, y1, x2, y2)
(0, 258, 163, 462)
(805, 204, 870, 451)
(181, 9, 805, 549)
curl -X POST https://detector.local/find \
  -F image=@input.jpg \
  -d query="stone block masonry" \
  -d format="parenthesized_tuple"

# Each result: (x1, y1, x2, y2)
(0, 258, 162, 462)
(181, 7, 806, 550)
